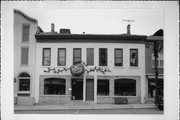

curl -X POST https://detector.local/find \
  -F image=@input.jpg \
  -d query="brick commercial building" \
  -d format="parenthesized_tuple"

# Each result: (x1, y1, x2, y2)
(14, 9, 162, 106)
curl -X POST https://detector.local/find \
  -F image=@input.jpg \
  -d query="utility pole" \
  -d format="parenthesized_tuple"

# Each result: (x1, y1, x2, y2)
(122, 19, 135, 34)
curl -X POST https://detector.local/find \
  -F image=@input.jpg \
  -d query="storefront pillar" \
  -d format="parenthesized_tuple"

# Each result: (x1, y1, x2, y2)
(83, 74, 86, 101)
(94, 75, 97, 103)
(110, 78, 114, 96)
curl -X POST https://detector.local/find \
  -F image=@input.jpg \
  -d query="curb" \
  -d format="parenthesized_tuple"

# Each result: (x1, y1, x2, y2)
(14, 104, 156, 111)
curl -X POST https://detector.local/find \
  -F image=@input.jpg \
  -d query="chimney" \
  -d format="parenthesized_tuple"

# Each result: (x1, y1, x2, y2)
(59, 29, 71, 34)
(51, 23, 55, 32)
(127, 24, 130, 34)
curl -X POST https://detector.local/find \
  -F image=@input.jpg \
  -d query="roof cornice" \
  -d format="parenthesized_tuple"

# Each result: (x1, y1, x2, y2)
(14, 9, 37, 24)
(35, 34, 147, 43)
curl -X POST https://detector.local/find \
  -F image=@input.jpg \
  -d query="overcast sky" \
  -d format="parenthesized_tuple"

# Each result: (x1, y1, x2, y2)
(18, 8, 163, 35)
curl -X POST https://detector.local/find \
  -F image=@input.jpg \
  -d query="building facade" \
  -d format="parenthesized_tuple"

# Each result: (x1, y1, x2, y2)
(145, 31, 163, 103)
(14, 9, 38, 105)
(14, 10, 157, 105)
(34, 30, 147, 104)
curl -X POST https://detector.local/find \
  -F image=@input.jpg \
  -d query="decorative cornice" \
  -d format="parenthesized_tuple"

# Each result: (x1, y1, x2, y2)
(14, 9, 38, 24)
(35, 34, 147, 43)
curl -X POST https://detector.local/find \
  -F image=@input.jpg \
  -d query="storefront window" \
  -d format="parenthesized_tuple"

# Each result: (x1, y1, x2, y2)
(148, 79, 155, 98)
(19, 72, 30, 91)
(44, 78, 65, 95)
(97, 79, 109, 96)
(114, 79, 136, 96)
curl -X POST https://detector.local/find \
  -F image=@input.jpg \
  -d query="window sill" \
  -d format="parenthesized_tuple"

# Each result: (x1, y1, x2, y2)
(41, 66, 52, 68)
(114, 96, 137, 97)
(40, 95, 70, 97)
(129, 67, 140, 69)
(20, 65, 29, 67)
(97, 95, 110, 97)
(21, 41, 30, 44)
(17, 91, 30, 94)
(152, 67, 163, 69)
(113, 67, 124, 69)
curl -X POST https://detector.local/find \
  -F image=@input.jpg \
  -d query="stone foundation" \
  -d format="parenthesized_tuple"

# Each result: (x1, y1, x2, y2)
(39, 95, 71, 104)
(17, 97, 35, 106)
(97, 96, 141, 104)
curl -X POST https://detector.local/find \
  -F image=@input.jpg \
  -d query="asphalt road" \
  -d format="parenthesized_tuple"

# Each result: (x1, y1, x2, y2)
(14, 108, 163, 114)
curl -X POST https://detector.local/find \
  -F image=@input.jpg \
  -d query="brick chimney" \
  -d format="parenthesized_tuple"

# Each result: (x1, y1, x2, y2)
(127, 24, 131, 34)
(51, 23, 55, 32)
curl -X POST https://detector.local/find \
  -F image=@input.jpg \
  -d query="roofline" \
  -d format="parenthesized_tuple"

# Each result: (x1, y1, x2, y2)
(14, 9, 38, 24)
(35, 34, 147, 43)
(146, 36, 163, 41)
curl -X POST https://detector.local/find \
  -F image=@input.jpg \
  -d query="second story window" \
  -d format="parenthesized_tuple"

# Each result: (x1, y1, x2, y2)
(42, 48, 51, 66)
(22, 25, 30, 42)
(152, 53, 163, 68)
(73, 48, 81, 65)
(87, 48, 94, 66)
(114, 49, 123, 66)
(99, 48, 107, 66)
(58, 48, 66, 66)
(21, 47, 29, 65)
(130, 49, 138, 67)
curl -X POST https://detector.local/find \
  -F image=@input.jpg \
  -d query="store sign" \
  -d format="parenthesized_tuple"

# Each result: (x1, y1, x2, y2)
(70, 64, 85, 76)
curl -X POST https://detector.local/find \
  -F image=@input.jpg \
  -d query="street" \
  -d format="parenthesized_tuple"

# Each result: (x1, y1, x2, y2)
(14, 108, 163, 114)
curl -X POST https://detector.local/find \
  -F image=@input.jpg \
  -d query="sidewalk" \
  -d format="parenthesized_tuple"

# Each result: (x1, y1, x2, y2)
(14, 102, 156, 111)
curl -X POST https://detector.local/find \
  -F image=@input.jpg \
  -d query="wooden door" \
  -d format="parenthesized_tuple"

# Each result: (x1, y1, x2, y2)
(86, 79, 94, 101)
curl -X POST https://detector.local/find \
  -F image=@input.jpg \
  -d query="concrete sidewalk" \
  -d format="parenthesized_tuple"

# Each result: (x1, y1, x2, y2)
(14, 103, 156, 111)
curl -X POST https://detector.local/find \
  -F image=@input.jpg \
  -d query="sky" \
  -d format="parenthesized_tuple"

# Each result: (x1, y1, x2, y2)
(18, 8, 163, 36)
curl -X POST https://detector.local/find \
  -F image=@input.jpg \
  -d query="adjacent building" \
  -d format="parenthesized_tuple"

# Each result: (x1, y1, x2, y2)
(145, 30, 163, 103)
(14, 9, 38, 105)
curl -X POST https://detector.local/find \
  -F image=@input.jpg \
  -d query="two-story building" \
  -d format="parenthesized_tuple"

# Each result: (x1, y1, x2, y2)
(33, 22, 148, 105)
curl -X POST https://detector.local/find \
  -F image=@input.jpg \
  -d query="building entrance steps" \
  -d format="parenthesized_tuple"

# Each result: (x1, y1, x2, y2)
(14, 101, 156, 111)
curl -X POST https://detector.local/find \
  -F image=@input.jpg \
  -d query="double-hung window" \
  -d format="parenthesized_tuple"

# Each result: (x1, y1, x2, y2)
(42, 48, 51, 66)
(21, 47, 29, 65)
(73, 48, 81, 65)
(58, 48, 66, 66)
(22, 25, 30, 42)
(114, 49, 123, 66)
(99, 48, 107, 66)
(87, 48, 94, 66)
(130, 49, 138, 67)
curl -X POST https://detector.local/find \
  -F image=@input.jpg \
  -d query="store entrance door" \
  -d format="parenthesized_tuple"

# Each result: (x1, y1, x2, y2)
(71, 79, 83, 100)
(86, 79, 94, 101)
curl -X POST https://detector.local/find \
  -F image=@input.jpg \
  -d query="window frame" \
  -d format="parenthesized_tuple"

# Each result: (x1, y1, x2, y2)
(99, 48, 108, 66)
(86, 48, 94, 66)
(18, 72, 30, 92)
(151, 53, 164, 68)
(114, 48, 123, 66)
(130, 49, 138, 67)
(42, 48, 51, 66)
(22, 24, 30, 42)
(73, 48, 81, 65)
(57, 48, 66, 66)
(114, 79, 136, 96)
(44, 78, 66, 95)
(21, 47, 29, 65)
(97, 79, 109, 96)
